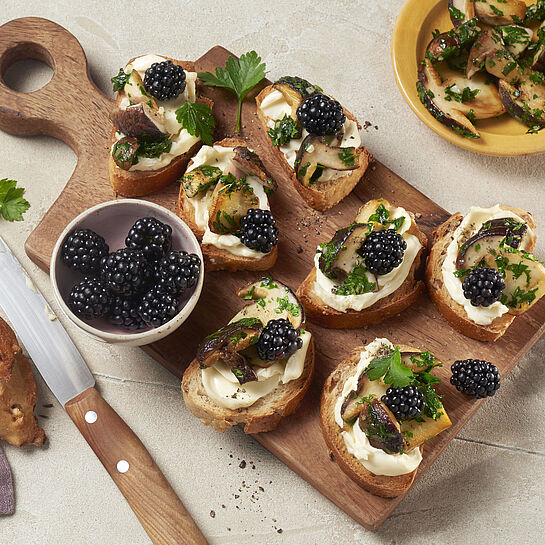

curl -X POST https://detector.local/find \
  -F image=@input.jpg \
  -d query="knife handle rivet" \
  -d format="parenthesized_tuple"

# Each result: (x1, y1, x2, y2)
(85, 410, 98, 424)
(117, 460, 129, 474)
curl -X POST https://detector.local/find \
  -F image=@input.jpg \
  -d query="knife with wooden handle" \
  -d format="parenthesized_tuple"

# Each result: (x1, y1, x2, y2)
(0, 235, 208, 545)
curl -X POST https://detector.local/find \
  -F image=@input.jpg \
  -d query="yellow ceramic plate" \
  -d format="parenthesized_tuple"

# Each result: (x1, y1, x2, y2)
(391, 0, 544, 156)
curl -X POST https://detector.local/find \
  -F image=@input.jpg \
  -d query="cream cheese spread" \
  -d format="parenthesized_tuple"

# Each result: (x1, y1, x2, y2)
(313, 207, 422, 312)
(202, 331, 311, 409)
(333, 338, 422, 476)
(259, 89, 361, 182)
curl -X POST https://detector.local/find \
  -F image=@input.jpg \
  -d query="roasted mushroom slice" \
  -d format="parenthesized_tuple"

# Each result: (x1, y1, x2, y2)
(359, 399, 406, 454)
(232, 146, 278, 194)
(417, 59, 479, 138)
(294, 135, 358, 186)
(497, 25, 534, 58)
(531, 21, 545, 72)
(110, 103, 166, 138)
(111, 136, 139, 170)
(473, 0, 526, 26)
(272, 76, 320, 123)
(399, 409, 451, 449)
(182, 165, 222, 198)
(207, 177, 259, 234)
(427, 17, 480, 62)
(498, 78, 545, 128)
(467, 30, 519, 81)
(448, 0, 475, 27)
(123, 70, 158, 109)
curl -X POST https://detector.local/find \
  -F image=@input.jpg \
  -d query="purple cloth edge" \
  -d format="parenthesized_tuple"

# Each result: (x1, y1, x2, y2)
(0, 444, 14, 515)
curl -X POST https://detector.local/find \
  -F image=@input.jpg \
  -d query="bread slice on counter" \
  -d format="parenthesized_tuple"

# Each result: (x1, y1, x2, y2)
(255, 77, 372, 211)
(426, 205, 544, 341)
(177, 137, 279, 272)
(182, 278, 314, 434)
(296, 198, 428, 328)
(321, 339, 450, 498)
(0, 317, 45, 447)
(108, 55, 213, 197)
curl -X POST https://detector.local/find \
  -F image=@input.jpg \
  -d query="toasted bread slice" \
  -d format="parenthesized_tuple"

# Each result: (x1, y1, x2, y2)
(177, 137, 278, 272)
(426, 206, 537, 341)
(109, 58, 213, 197)
(0, 317, 45, 447)
(321, 346, 425, 498)
(296, 205, 428, 329)
(256, 85, 372, 211)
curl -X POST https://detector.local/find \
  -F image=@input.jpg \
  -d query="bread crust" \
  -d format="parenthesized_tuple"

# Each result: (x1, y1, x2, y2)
(181, 337, 315, 434)
(320, 347, 421, 498)
(425, 206, 536, 341)
(255, 85, 373, 211)
(177, 137, 279, 272)
(108, 58, 213, 197)
(296, 212, 428, 328)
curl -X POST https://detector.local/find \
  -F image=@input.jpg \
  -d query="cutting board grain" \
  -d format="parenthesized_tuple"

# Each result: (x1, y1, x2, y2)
(1, 17, 544, 531)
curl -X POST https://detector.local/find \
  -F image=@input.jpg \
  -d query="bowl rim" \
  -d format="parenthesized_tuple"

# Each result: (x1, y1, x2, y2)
(50, 199, 204, 343)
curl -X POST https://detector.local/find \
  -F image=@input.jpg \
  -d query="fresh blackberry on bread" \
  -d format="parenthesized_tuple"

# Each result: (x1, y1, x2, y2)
(381, 386, 424, 421)
(462, 267, 505, 307)
(61, 229, 109, 275)
(451, 359, 500, 398)
(108, 295, 147, 330)
(296, 93, 346, 135)
(240, 209, 279, 254)
(68, 277, 111, 320)
(138, 288, 178, 327)
(155, 250, 201, 295)
(256, 319, 303, 361)
(360, 229, 407, 275)
(125, 217, 172, 261)
(144, 60, 186, 100)
(100, 248, 152, 296)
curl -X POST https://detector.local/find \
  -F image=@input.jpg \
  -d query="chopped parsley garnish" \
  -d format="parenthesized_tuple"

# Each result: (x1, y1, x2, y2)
(448, 5, 465, 21)
(268, 114, 299, 146)
(501, 286, 538, 308)
(367, 204, 406, 232)
(232, 368, 244, 380)
(260, 277, 278, 289)
(444, 84, 480, 103)
(333, 263, 377, 296)
(175, 101, 215, 145)
(338, 149, 359, 167)
(275, 296, 301, 317)
(111, 68, 130, 92)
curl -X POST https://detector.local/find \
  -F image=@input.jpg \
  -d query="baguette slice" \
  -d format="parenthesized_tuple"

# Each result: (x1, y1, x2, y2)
(109, 57, 213, 197)
(177, 137, 278, 272)
(256, 85, 372, 211)
(296, 207, 428, 329)
(321, 346, 425, 498)
(426, 206, 537, 341)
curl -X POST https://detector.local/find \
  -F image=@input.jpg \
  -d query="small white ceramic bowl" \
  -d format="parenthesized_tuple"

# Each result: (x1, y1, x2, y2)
(50, 199, 204, 346)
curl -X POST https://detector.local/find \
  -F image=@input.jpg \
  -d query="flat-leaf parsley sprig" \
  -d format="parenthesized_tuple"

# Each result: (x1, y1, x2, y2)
(0, 178, 30, 222)
(198, 51, 267, 133)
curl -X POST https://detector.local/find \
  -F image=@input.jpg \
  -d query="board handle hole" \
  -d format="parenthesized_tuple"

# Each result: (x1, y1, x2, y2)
(1, 43, 54, 93)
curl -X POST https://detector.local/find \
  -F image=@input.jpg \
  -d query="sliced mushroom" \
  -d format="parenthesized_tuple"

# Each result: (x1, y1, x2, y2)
(399, 409, 451, 449)
(182, 165, 222, 198)
(467, 30, 518, 81)
(272, 76, 320, 123)
(232, 146, 278, 194)
(417, 59, 479, 138)
(400, 349, 440, 373)
(218, 348, 258, 384)
(294, 135, 358, 186)
(359, 399, 406, 454)
(448, 0, 475, 27)
(427, 17, 480, 62)
(111, 136, 139, 170)
(123, 70, 158, 109)
(497, 25, 534, 58)
(532, 21, 545, 72)
(498, 78, 545, 128)
(473, 0, 526, 26)
(110, 103, 166, 138)
(207, 178, 259, 234)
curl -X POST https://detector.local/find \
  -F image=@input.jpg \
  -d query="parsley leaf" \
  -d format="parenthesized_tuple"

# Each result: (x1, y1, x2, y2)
(198, 51, 266, 133)
(175, 101, 215, 145)
(111, 68, 130, 92)
(0, 178, 30, 222)
(366, 347, 413, 388)
(268, 114, 299, 146)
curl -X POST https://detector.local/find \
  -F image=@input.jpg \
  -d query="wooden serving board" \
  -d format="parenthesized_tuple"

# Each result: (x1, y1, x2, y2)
(1, 17, 544, 531)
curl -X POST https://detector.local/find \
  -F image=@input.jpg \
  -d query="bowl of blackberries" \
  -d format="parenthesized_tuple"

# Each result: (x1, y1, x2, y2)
(50, 199, 204, 346)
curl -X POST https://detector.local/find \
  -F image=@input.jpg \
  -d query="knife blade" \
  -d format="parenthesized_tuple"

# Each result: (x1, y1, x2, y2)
(0, 235, 208, 545)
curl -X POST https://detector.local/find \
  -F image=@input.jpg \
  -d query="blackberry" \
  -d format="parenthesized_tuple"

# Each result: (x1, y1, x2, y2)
(138, 288, 178, 328)
(240, 209, 279, 253)
(143, 60, 186, 100)
(107, 295, 147, 331)
(257, 319, 302, 361)
(451, 359, 500, 398)
(155, 251, 201, 295)
(61, 229, 109, 275)
(68, 277, 111, 320)
(360, 229, 407, 275)
(381, 386, 425, 421)
(125, 217, 172, 261)
(296, 93, 345, 135)
(100, 248, 152, 295)
(462, 267, 505, 307)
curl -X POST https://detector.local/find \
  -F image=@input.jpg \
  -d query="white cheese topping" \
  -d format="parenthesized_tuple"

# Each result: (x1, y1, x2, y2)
(442, 205, 530, 325)
(202, 331, 311, 409)
(186, 145, 270, 259)
(113, 54, 200, 171)
(313, 207, 422, 312)
(259, 89, 361, 182)
(333, 338, 422, 477)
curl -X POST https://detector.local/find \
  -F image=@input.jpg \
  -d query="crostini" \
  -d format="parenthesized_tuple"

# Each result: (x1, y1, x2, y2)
(255, 76, 372, 211)
(321, 338, 451, 498)
(426, 204, 545, 341)
(108, 55, 213, 197)
(182, 278, 314, 434)
(296, 198, 427, 328)
(177, 138, 279, 271)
